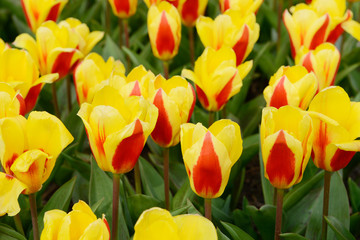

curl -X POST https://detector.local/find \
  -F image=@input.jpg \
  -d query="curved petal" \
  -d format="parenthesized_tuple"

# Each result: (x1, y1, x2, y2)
(174, 214, 217, 240)
(0, 173, 26, 216)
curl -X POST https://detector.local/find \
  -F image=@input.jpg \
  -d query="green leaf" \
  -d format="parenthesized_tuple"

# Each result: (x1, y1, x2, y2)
(221, 221, 255, 240)
(138, 157, 165, 201)
(102, 34, 126, 63)
(62, 152, 91, 180)
(279, 233, 308, 240)
(350, 212, 360, 237)
(246, 204, 276, 240)
(325, 216, 356, 240)
(172, 180, 197, 209)
(348, 178, 360, 212)
(217, 228, 231, 240)
(122, 46, 158, 73)
(127, 194, 163, 222)
(0, 224, 26, 240)
(335, 63, 360, 85)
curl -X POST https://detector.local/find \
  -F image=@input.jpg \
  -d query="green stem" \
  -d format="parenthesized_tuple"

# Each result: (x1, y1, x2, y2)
(163, 61, 169, 79)
(208, 111, 215, 127)
(274, 189, 284, 240)
(51, 83, 60, 118)
(13, 214, 25, 236)
(163, 147, 170, 210)
(322, 171, 332, 240)
(188, 27, 195, 67)
(134, 161, 142, 194)
(205, 198, 212, 221)
(119, 18, 123, 49)
(29, 194, 39, 240)
(112, 173, 121, 240)
(277, 0, 283, 51)
(66, 75, 72, 113)
(123, 19, 131, 70)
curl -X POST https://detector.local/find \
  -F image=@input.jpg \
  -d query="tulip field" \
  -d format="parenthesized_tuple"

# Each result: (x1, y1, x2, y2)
(1, 0, 360, 239)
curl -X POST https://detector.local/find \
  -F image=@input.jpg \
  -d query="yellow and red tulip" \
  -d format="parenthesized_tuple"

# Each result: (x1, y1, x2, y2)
(196, 11, 260, 65)
(0, 83, 25, 118)
(0, 111, 73, 194)
(260, 106, 314, 189)
(144, 0, 179, 7)
(177, 0, 208, 27)
(147, 1, 181, 61)
(134, 207, 217, 240)
(180, 119, 242, 198)
(308, 86, 360, 171)
(108, 0, 138, 18)
(150, 75, 195, 147)
(21, 0, 68, 32)
(182, 47, 252, 111)
(295, 43, 340, 91)
(77, 86, 158, 174)
(219, 0, 263, 14)
(0, 172, 26, 217)
(41, 200, 110, 240)
(263, 65, 318, 110)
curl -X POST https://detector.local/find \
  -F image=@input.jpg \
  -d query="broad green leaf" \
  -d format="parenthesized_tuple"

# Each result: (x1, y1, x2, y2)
(217, 228, 231, 240)
(127, 194, 163, 222)
(232, 209, 258, 238)
(335, 63, 360, 84)
(279, 233, 308, 240)
(348, 178, 360, 212)
(325, 216, 356, 240)
(221, 221, 255, 240)
(212, 197, 233, 223)
(62, 152, 91, 180)
(102, 34, 126, 63)
(246, 204, 276, 240)
(350, 213, 360, 237)
(172, 180, 197, 209)
(0, 224, 26, 240)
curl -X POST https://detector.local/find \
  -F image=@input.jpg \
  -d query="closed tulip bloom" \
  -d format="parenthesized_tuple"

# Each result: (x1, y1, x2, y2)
(263, 66, 318, 110)
(134, 207, 217, 240)
(74, 53, 125, 104)
(0, 83, 25, 118)
(0, 112, 73, 194)
(21, 0, 68, 32)
(180, 120, 242, 198)
(108, 0, 137, 18)
(14, 21, 83, 79)
(296, 43, 340, 91)
(77, 86, 158, 174)
(144, 0, 179, 7)
(308, 86, 360, 171)
(177, 0, 208, 27)
(0, 172, 26, 217)
(41, 200, 110, 240)
(196, 11, 260, 65)
(261, 106, 314, 189)
(219, 0, 263, 14)
(147, 1, 181, 61)
(151, 75, 195, 147)
(182, 47, 252, 111)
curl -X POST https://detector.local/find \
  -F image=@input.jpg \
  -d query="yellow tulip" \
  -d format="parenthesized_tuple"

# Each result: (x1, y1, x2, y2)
(41, 200, 110, 240)
(21, 0, 68, 32)
(260, 106, 314, 189)
(177, 0, 208, 27)
(108, 0, 138, 18)
(0, 172, 26, 217)
(196, 11, 259, 65)
(263, 65, 318, 110)
(180, 119, 242, 198)
(308, 86, 360, 171)
(147, 1, 181, 61)
(219, 0, 263, 14)
(151, 75, 195, 147)
(0, 83, 25, 118)
(0, 38, 9, 52)
(77, 86, 158, 174)
(133, 207, 217, 240)
(0, 111, 73, 194)
(182, 47, 252, 111)
(296, 43, 340, 91)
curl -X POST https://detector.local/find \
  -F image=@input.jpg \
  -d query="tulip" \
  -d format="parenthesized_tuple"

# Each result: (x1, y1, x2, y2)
(182, 47, 252, 111)
(0, 172, 26, 217)
(77, 86, 158, 174)
(196, 11, 260, 65)
(41, 200, 110, 240)
(144, 0, 179, 7)
(263, 65, 318, 110)
(108, 0, 137, 18)
(0, 38, 9, 52)
(295, 43, 340, 91)
(342, 20, 360, 41)
(0, 111, 73, 194)
(134, 207, 217, 240)
(21, 0, 68, 32)
(74, 53, 125, 105)
(219, 0, 263, 14)
(0, 83, 26, 118)
(147, 1, 181, 61)
(177, 0, 208, 27)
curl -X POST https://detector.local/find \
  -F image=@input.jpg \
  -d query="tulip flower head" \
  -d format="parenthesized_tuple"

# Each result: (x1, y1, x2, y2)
(182, 47, 252, 111)
(177, 0, 208, 27)
(308, 86, 360, 172)
(21, 0, 68, 32)
(108, 0, 138, 18)
(41, 200, 110, 240)
(0, 172, 26, 217)
(219, 0, 263, 14)
(78, 86, 158, 174)
(260, 106, 314, 189)
(0, 112, 73, 194)
(263, 65, 318, 110)
(134, 207, 217, 240)
(0, 83, 25, 118)
(147, 1, 181, 61)
(151, 75, 196, 147)
(180, 120, 242, 198)
(144, 0, 179, 7)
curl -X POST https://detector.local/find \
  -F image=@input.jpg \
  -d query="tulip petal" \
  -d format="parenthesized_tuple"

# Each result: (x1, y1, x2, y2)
(41, 210, 67, 240)
(342, 19, 360, 41)
(174, 214, 217, 240)
(0, 173, 26, 216)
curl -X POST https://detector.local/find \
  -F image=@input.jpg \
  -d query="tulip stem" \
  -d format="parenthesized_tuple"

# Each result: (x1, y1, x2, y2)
(119, 18, 123, 48)
(29, 193, 39, 240)
(321, 171, 332, 240)
(188, 27, 195, 67)
(66, 75, 72, 112)
(14, 214, 25, 236)
(274, 188, 284, 240)
(134, 161, 142, 194)
(163, 61, 169, 79)
(112, 173, 121, 240)
(273, 187, 278, 205)
(51, 83, 60, 118)
(164, 147, 170, 210)
(105, 0, 111, 33)
(123, 19, 131, 70)
(205, 198, 212, 221)
(277, 0, 283, 51)
(208, 111, 215, 127)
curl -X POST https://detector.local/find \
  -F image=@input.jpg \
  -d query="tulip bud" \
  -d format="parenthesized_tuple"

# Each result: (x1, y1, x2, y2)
(177, 0, 208, 27)
(21, 0, 68, 32)
(151, 75, 195, 147)
(0, 172, 26, 217)
(108, 0, 138, 18)
(147, 1, 181, 61)
(263, 65, 318, 110)
(182, 47, 252, 111)
(41, 200, 110, 240)
(0, 83, 26, 118)
(180, 120, 242, 198)
(260, 106, 314, 189)
(218, 0, 263, 14)
(308, 86, 360, 171)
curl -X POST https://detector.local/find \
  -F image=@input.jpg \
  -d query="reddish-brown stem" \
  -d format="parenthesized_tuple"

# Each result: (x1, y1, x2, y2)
(274, 189, 284, 240)
(188, 27, 195, 67)
(164, 147, 170, 210)
(321, 171, 332, 240)
(123, 19, 131, 69)
(118, 18, 123, 48)
(205, 198, 212, 221)
(163, 61, 169, 79)
(29, 194, 39, 240)
(112, 173, 121, 240)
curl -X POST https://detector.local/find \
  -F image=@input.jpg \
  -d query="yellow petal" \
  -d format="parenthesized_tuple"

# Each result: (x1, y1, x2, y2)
(174, 214, 217, 240)
(41, 210, 67, 240)
(0, 173, 26, 216)
(342, 20, 360, 41)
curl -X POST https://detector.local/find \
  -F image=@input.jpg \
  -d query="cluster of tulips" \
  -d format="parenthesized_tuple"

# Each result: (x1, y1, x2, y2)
(0, 0, 359, 239)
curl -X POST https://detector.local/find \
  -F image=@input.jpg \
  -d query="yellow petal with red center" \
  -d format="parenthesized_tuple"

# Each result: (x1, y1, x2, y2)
(108, 0, 138, 18)
(122, 65, 156, 99)
(47, 48, 83, 78)
(0, 173, 26, 216)
(41, 209, 67, 240)
(174, 214, 217, 240)
(342, 20, 360, 41)
(178, 0, 208, 27)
